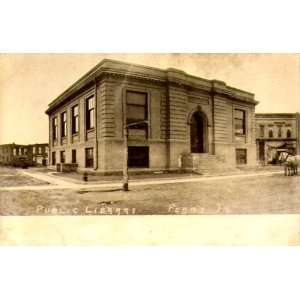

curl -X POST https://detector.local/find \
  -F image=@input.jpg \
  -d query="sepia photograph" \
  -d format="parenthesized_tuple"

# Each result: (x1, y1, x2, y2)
(0, 53, 299, 217)
(2, 2, 300, 300)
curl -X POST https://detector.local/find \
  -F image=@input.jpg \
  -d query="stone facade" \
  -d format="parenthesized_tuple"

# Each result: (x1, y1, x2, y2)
(46, 59, 258, 174)
(256, 113, 300, 164)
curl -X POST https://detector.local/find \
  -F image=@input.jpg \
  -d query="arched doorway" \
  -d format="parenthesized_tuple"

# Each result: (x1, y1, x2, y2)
(190, 111, 208, 153)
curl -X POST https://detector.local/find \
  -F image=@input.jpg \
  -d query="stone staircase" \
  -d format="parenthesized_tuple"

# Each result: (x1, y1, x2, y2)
(181, 153, 240, 175)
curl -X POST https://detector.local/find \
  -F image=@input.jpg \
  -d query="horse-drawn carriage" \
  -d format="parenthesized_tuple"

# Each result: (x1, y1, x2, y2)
(282, 153, 300, 176)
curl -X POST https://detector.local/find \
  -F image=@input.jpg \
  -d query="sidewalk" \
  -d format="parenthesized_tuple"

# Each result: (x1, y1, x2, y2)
(18, 169, 77, 186)
(48, 165, 284, 184)
(0, 168, 283, 191)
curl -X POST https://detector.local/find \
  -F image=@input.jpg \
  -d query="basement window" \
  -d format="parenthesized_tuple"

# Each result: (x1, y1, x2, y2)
(72, 149, 77, 163)
(60, 151, 65, 163)
(236, 148, 247, 165)
(52, 152, 56, 166)
(85, 147, 94, 168)
(128, 146, 149, 168)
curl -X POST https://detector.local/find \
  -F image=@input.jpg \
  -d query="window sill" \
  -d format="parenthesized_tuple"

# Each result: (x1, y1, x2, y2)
(235, 134, 246, 137)
(86, 128, 95, 133)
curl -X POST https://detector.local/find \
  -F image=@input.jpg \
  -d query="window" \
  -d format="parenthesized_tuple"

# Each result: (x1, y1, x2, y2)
(33, 147, 36, 154)
(277, 126, 282, 138)
(85, 148, 94, 168)
(128, 146, 149, 168)
(61, 112, 67, 137)
(24, 148, 27, 154)
(60, 151, 65, 163)
(72, 105, 79, 134)
(287, 129, 292, 138)
(259, 125, 264, 138)
(269, 129, 273, 138)
(18, 148, 21, 155)
(86, 96, 95, 130)
(234, 109, 246, 135)
(126, 91, 148, 139)
(72, 149, 77, 163)
(38, 147, 42, 154)
(236, 149, 247, 165)
(52, 152, 56, 166)
(13, 148, 16, 156)
(53, 117, 58, 140)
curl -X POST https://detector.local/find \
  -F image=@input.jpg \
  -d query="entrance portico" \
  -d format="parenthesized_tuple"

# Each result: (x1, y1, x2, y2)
(189, 110, 209, 154)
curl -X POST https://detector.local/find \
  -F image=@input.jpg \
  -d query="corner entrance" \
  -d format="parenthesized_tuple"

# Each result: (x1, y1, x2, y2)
(190, 111, 208, 153)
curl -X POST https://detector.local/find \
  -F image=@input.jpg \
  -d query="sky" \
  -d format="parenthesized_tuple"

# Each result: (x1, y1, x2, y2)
(0, 53, 299, 144)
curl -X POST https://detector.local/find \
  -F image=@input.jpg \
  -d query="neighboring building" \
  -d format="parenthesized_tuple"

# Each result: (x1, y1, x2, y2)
(255, 113, 300, 164)
(45, 59, 258, 174)
(0, 144, 15, 165)
(30, 143, 49, 165)
(0, 143, 49, 166)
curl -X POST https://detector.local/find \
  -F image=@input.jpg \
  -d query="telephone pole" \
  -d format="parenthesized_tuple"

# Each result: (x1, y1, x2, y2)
(123, 120, 148, 191)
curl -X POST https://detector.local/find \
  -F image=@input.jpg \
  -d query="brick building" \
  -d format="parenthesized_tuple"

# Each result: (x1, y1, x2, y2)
(30, 143, 49, 165)
(0, 143, 48, 166)
(256, 113, 300, 164)
(45, 59, 258, 174)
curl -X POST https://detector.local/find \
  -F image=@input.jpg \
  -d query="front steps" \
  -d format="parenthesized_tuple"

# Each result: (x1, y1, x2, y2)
(181, 153, 240, 175)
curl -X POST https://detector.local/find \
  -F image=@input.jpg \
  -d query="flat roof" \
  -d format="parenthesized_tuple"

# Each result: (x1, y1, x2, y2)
(255, 113, 297, 118)
(46, 59, 257, 114)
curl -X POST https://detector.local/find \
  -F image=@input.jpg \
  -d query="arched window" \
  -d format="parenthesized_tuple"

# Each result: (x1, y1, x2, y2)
(269, 130, 273, 138)
(259, 125, 265, 137)
(287, 129, 292, 138)
(277, 126, 282, 138)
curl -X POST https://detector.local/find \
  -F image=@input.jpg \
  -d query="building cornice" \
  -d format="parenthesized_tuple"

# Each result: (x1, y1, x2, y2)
(256, 138, 296, 142)
(256, 113, 297, 119)
(46, 59, 258, 114)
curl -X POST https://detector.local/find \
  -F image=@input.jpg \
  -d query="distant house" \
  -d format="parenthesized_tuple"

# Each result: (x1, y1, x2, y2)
(45, 59, 258, 174)
(0, 143, 48, 166)
(255, 113, 300, 164)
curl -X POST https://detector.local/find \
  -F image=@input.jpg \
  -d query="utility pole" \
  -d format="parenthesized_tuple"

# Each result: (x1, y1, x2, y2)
(123, 126, 129, 191)
(123, 120, 148, 192)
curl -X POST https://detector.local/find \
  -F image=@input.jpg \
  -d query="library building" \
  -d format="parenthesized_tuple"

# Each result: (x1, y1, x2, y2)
(45, 59, 258, 174)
